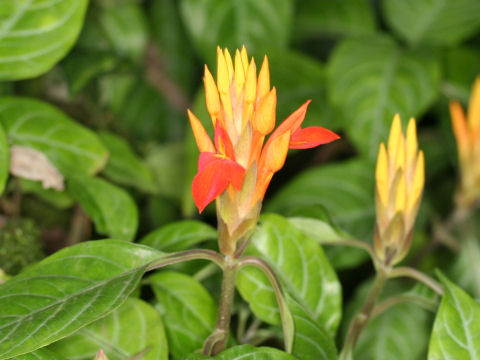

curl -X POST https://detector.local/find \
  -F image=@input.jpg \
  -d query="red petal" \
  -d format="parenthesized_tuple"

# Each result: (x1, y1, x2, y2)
(192, 155, 245, 213)
(214, 124, 236, 160)
(289, 127, 340, 149)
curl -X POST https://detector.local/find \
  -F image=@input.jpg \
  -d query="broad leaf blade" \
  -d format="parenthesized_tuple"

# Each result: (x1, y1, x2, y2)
(295, 0, 376, 39)
(140, 220, 217, 252)
(0, 240, 163, 359)
(236, 214, 342, 335)
(0, 97, 108, 176)
(99, 131, 158, 193)
(179, 0, 293, 64)
(266, 159, 375, 242)
(149, 271, 217, 359)
(49, 298, 168, 360)
(326, 36, 440, 158)
(215, 345, 298, 359)
(67, 175, 138, 242)
(383, 0, 480, 46)
(288, 298, 337, 360)
(14, 349, 62, 360)
(428, 273, 480, 359)
(0, 0, 89, 80)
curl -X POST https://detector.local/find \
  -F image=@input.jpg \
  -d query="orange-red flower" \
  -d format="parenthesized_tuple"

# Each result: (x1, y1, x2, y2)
(188, 46, 339, 254)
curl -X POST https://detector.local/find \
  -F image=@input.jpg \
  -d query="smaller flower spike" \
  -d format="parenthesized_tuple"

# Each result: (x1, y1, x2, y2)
(374, 115, 424, 266)
(450, 77, 480, 209)
(188, 46, 339, 255)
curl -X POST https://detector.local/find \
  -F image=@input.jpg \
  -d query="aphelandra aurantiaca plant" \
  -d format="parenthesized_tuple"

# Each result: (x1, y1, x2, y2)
(339, 115, 443, 360)
(185, 46, 339, 355)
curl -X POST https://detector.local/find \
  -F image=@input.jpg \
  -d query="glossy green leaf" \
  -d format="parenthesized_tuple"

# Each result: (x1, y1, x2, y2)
(294, 0, 376, 39)
(149, 271, 217, 359)
(327, 36, 440, 158)
(383, 0, 480, 46)
(14, 349, 62, 360)
(428, 273, 480, 359)
(355, 303, 430, 360)
(184, 345, 298, 360)
(288, 297, 337, 360)
(0, 123, 9, 196)
(268, 50, 337, 131)
(0, 240, 163, 359)
(179, 0, 293, 63)
(236, 214, 342, 335)
(266, 159, 375, 241)
(0, 0, 89, 80)
(49, 298, 168, 360)
(451, 236, 480, 299)
(140, 220, 217, 252)
(215, 345, 298, 360)
(99, 131, 157, 193)
(97, 3, 148, 61)
(19, 179, 74, 209)
(0, 97, 108, 176)
(288, 215, 368, 269)
(68, 175, 138, 241)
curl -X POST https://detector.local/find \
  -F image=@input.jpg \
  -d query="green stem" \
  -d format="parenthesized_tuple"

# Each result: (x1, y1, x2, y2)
(340, 268, 388, 360)
(389, 267, 443, 296)
(238, 256, 294, 353)
(203, 256, 238, 356)
(321, 238, 375, 260)
(371, 294, 438, 320)
(146, 249, 225, 272)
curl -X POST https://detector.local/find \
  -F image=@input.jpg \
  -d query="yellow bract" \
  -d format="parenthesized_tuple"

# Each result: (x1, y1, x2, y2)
(374, 115, 424, 266)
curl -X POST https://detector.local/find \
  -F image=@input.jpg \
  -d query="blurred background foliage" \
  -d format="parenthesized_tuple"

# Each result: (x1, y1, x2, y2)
(1, 0, 480, 357)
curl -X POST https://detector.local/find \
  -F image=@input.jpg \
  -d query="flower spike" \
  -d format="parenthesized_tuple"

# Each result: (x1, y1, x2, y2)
(188, 47, 340, 255)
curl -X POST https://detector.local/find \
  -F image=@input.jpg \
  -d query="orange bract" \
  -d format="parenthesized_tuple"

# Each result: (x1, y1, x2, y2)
(450, 77, 480, 209)
(188, 46, 339, 255)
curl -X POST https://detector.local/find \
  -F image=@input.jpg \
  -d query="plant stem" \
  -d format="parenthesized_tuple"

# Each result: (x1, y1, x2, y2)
(146, 249, 225, 272)
(371, 294, 438, 320)
(203, 256, 238, 356)
(389, 267, 443, 295)
(340, 268, 388, 360)
(238, 256, 295, 353)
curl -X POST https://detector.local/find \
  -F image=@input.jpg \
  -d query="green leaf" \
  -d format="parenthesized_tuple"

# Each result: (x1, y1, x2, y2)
(150, 0, 195, 93)
(294, 0, 376, 39)
(450, 236, 480, 299)
(140, 220, 217, 252)
(288, 215, 368, 269)
(149, 271, 217, 359)
(49, 298, 168, 360)
(184, 345, 298, 360)
(0, 97, 108, 176)
(215, 345, 298, 360)
(288, 298, 337, 360)
(327, 36, 440, 158)
(19, 179, 74, 209)
(0, 240, 163, 359)
(179, 0, 294, 64)
(429, 272, 480, 359)
(383, 0, 480, 46)
(67, 175, 138, 241)
(97, 3, 148, 61)
(442, 47, 480, 103)
(0, 123, 9, 195)
(355, 303, 430, 360)
(14, 349, 62, 360)
(266, 159, 375, 241)
(0, 0, 89, 80)
(268, 50, 337, 131)
(62, 50, 120, 95)
(236, 214, 342, 335)
(99, 131, 157, 193)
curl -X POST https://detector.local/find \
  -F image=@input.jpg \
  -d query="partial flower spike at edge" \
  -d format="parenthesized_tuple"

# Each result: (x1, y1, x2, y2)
(188, 46, 339, 255)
